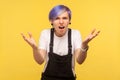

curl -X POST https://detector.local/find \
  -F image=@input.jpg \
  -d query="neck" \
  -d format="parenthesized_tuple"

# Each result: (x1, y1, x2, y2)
(54, 29, 68, 37)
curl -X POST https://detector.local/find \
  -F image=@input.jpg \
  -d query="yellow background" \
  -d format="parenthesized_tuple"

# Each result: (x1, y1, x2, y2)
(0, 0, 120, 80)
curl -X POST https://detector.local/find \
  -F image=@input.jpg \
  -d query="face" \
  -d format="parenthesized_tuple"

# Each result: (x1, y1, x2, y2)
(51, 11, 70, 37)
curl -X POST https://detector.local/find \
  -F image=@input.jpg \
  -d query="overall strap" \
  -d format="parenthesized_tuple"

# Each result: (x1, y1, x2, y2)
(68, 28, 72, 54)
(49, 28, 54, 53)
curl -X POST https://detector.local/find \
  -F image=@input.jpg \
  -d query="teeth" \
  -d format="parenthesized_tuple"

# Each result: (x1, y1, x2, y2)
(59, 26, 65, 29)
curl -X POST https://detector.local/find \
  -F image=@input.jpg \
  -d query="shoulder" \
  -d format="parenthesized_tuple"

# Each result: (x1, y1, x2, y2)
(40, 28, 51, 36)
(71, 29, 81, 35)
(70, 29, 82, 41)
(39, 28, 51, 39)
(41, 28, 51, 34)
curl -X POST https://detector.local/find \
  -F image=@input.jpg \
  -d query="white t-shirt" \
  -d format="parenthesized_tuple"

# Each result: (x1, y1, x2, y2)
(38, 28, 82, 74)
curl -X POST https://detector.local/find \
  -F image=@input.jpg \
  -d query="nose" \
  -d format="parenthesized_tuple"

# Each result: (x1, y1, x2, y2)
(59, 19, 63, 24)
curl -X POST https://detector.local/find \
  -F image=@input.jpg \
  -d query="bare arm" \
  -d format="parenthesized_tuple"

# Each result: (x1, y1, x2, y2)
(21, 32, 46, 64)
(75, 29, 100, 64)
(32, 47, 46, 64)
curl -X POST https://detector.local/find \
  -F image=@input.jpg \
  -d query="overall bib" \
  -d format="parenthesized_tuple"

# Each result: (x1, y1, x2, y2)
(41, 28, 76, 80)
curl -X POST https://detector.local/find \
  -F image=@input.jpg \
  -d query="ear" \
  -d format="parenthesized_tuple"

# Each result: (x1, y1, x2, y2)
(69, 20, 71, 24)
(50, 20, 53, 25)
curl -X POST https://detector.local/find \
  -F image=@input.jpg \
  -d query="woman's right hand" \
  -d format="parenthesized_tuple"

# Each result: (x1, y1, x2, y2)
(21, 32, 37, 49)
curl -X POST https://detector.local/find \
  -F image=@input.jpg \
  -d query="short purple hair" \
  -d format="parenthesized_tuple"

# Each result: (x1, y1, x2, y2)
(49, 5, 72, 21)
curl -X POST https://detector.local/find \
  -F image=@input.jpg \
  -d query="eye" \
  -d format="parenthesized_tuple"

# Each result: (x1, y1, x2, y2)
(63, 17, 68, 20)
(55, 17, 59, 20)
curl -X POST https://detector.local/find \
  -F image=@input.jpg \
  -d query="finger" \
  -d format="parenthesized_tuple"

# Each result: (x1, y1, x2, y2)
(91, 29, 96, 34)
(28, 32, 32, 38)
(95, 30, 100, 36)
(21, 33, 28, 41)
(92, 30, 100, 39)
(21, 33, 26, 39)
(97, 30, 100, 34)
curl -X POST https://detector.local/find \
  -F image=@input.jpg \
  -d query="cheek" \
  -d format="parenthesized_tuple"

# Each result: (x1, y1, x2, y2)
(65, 22, 70, 26)
(66, 20, 70, 24)
(53, 25, 59, 30)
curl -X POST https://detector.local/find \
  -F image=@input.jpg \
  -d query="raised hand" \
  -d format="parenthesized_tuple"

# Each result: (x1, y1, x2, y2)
(82, 29, 100, 48)
(21, 32, 37, 49)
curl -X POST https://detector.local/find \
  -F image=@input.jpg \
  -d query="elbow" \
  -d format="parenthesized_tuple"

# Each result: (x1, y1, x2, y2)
(35, 59, 44, 65)
(77, 60, 84, 64)
(76, 58, 86, 64)
(76, 54, 87, 64)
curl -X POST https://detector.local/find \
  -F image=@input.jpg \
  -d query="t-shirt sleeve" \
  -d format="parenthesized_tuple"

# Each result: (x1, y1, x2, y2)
(38, 30, 48, 50)
(74, 30, 82, 50)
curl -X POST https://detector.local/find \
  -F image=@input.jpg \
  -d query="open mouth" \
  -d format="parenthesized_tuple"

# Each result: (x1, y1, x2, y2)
(59, 26, 65, 29)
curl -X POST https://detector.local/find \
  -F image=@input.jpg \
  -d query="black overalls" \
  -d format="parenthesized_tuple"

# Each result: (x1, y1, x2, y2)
(41, 28, 76, 80)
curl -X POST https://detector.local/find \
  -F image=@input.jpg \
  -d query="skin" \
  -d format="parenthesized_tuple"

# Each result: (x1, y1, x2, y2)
(21, 11, 100, 64)
(51, 11, 70, 37)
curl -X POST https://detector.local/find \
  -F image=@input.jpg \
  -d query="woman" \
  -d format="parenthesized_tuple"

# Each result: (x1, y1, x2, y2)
(21, 5, 100, 80)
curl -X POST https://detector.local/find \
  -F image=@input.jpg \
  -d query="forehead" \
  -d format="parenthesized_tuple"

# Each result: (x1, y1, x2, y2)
(57, 11, 69, 18)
